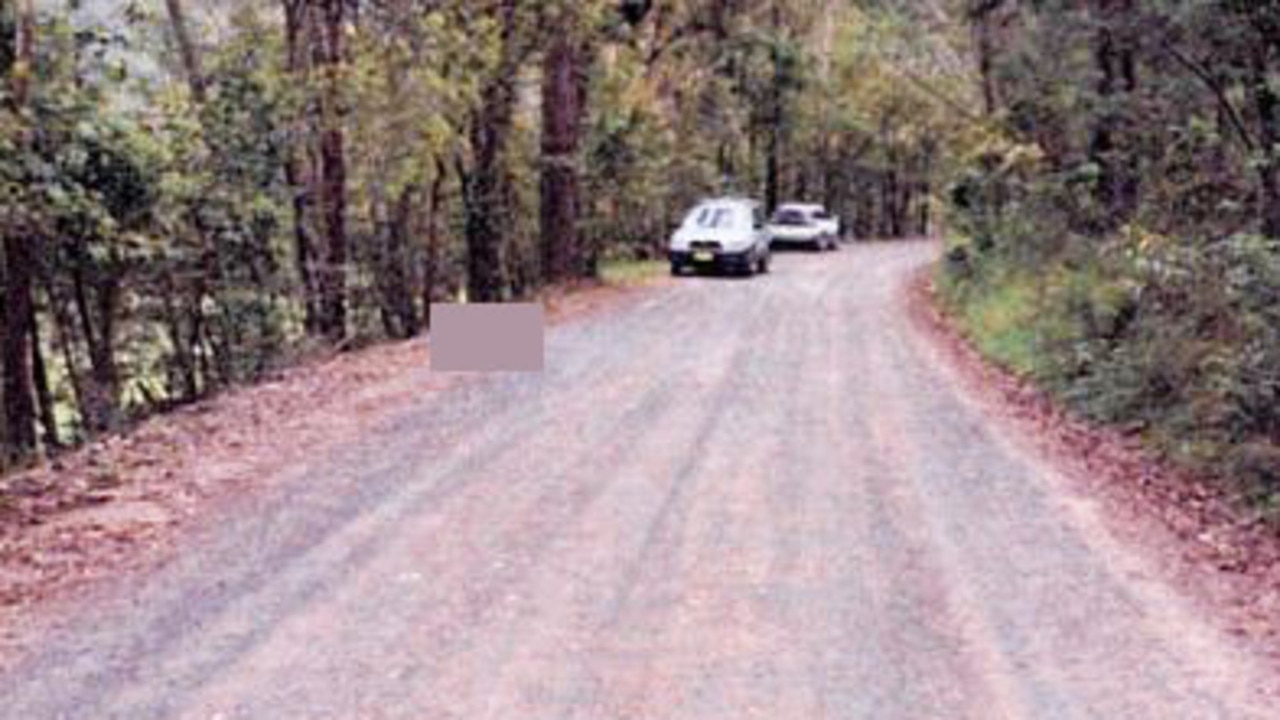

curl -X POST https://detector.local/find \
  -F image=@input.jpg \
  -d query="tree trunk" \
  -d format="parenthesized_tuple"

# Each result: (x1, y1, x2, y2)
(2, 0, 38, 463)
(540, 27, 589, 284)
(1251, 51, 1280, 239)
(161, 279, 199, 403)
(423, 157, 448, 327)
(69, 243, 121, 434)
(316, 0, 348, 341)
(2, 236, 37, 462)
(765, 0, 785, 213)
(969, 0, 1003, 116)
(465, 0, 520, 303)
(283, 0, 322, 333)
(378, 185, 420, 339)
(30, 305, 58, 451)
(164, 0, 206, 103)
(44, 273, 87, 436)
(1089, 0, 1139, 229)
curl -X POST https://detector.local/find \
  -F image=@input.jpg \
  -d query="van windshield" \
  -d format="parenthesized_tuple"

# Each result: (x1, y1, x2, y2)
(687, 206, 737, 230)
(773, 209, 812, 227)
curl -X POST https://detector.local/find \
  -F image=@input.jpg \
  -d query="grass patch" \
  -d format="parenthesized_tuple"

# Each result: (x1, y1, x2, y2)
(957, 276, 1041, 376)
(600, 259, 668, 287)
(937, 254, 1044, 378)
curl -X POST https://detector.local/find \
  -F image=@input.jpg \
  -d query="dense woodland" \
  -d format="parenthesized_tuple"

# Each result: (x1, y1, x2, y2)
(942, 0, 1280, 506)
(0, 0, 957, 469)
(5, 0, 1280, 511)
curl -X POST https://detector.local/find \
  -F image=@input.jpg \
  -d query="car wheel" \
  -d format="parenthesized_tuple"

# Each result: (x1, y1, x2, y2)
(670, 261, 684, 276)
(758, 253, 770, 275)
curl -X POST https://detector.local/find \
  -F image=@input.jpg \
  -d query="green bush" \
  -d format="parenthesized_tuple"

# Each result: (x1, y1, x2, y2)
(940, 225, 1280, 505)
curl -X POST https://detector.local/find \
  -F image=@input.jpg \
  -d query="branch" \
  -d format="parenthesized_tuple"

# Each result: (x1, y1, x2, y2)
(1160, 38, 1256, 151)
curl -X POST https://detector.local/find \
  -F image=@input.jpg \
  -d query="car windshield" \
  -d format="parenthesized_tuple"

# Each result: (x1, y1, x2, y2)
(687, 206, 738, 230)
(772, 209, 812, 226)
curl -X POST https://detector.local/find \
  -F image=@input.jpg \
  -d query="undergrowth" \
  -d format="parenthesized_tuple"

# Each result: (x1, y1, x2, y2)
(938, 232, 1280, 520)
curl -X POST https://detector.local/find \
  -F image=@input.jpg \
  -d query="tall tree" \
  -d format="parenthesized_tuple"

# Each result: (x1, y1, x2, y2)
(540, 5, 591, 283)
(1089, 0, 1140, 227)
(316, 0, 349, 340)
(765, 0, 785, 212)
(1235, 2, 1280, 238)
(2, 0, 39, 463)
(464, 0, 522, 302)
(968, 0, 1004, 116)
(282, 0, 322, 333)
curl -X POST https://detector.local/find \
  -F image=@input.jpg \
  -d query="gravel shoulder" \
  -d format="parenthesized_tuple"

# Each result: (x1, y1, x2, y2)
(1, 241, 1276, 718)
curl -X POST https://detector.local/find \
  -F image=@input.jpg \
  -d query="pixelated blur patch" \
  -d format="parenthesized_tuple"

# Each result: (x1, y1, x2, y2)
(430, 303, 545, 372)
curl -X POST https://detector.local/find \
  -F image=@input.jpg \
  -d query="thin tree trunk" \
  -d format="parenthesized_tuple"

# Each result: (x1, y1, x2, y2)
(316, 0, 348, 341)
(378, 185, 420, 339)
(283, 0, 322, 333)
(30, 306, 58, 450)
(765, 0, 785, 213)
(164, 0, 206, 102)
(540, 27, 589, 284)
(969, 0, 1003, 116)
(1251, 51, 1280, 239)
(44, 274, 87, 436)
(2, 0, 38, 462)
(1, 237, 37, 461)
(69, 243, 120, 434)
(1090, 0, 1139, 229)
(161, 282, 199, 402)
(423, 157, 447, 327)
(465, 0, 521, 303)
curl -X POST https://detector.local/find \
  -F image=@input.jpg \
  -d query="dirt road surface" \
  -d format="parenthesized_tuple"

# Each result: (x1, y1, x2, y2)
(0, 242, 1274, 718)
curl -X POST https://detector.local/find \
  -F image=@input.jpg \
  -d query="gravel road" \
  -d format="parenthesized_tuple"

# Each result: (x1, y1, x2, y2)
(1, 241, 1273, 719)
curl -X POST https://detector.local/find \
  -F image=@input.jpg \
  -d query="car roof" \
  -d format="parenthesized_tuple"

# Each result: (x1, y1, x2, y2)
(777, 203, 825, 213)
(696, 196, 759, 208)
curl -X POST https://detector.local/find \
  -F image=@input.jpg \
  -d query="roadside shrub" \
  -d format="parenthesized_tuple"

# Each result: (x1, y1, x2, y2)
(940, 224, 1280, 508)
(1227, 442, 1280, 510)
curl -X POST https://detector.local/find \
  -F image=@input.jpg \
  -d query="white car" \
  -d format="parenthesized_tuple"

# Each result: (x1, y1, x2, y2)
(669, 198, 772, 277)
(769, 203, 840, 251)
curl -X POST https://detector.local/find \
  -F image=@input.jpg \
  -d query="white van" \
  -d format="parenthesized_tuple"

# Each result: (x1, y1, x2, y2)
(669, 198, 772, 277)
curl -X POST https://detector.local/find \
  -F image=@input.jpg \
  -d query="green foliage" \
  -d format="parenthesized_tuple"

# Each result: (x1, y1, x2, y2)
(943, 0, 1280, 506)
(937, 254, 1042, 377)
